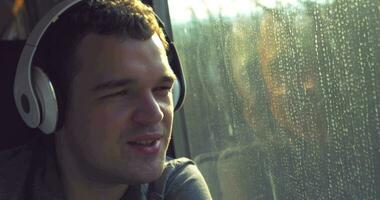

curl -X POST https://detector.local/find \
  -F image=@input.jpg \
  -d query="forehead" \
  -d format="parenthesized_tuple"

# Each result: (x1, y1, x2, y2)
(74, 33, 174, 84)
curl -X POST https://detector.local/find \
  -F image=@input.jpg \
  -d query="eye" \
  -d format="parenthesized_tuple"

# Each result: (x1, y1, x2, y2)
(101, 89, 130, 99)
(154, 85, 172, 97)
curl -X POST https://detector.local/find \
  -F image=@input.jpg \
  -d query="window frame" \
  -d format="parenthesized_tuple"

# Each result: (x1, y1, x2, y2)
(152, 0, 192, 158)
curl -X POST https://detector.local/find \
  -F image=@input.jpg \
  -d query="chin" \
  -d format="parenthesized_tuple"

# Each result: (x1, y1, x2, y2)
(126, 161, 166, 184)
(147, 162, 166, 181)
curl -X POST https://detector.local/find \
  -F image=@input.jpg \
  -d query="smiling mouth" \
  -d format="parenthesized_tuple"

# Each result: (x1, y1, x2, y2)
(126, 134, 162, 154)
(127, 139, 159, 146)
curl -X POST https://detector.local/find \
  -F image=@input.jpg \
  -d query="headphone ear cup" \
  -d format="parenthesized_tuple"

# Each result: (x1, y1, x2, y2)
(172, 79, 181, 109)
(32, 66, 58, 134)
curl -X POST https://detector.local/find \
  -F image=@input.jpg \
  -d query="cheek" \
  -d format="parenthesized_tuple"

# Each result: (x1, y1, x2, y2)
(64, 84, 126, 161)
(67, 102, 127, 153)
(86, 105, 128, 138)
(164, 113, 173, 134)
(162, 103, 174, 126)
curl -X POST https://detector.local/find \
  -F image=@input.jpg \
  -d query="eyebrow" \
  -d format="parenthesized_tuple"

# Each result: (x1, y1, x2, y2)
(91, 74, 177, 92)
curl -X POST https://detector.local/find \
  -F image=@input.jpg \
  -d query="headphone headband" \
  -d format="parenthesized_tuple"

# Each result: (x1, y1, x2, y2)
(14, 0, 83, 130)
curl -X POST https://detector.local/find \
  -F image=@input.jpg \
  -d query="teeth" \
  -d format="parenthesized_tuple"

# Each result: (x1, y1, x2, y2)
(133, 140, 156, 145)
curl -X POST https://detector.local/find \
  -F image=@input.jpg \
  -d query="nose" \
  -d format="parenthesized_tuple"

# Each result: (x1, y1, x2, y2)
(131, 92, 164, 125)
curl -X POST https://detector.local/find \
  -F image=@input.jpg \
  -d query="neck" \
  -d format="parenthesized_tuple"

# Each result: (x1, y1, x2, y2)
(62, 176, 128, 200)
(54, 133, 128, 200)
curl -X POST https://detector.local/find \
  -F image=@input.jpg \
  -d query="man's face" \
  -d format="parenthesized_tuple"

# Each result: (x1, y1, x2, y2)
(56, 33, 176, 184)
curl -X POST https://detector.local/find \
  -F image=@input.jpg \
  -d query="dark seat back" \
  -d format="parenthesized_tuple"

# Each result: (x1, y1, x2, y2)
(0, 40, 38, 151)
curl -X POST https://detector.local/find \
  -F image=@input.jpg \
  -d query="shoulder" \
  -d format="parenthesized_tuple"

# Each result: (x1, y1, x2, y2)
(149, 157, 212, 200)
(0, 136, 45, 198)
(165, 157, 195, 170)
(0, 136, 40, 169)
(165, 157, 207, 185)
(164, 157, 202, 186)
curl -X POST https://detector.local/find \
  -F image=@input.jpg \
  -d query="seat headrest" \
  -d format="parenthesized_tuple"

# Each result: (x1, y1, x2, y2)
(0, 40, 38, 151)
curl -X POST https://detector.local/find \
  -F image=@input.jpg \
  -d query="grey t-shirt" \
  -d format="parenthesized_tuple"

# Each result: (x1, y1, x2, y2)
(0, 136, 212, 200)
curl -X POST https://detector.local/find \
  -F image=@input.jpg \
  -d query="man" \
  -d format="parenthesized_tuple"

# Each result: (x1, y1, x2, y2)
(0, 0, 212, 199)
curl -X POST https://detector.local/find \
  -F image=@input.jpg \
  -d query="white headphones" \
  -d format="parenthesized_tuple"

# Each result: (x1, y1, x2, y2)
(14, 0, 185, 134)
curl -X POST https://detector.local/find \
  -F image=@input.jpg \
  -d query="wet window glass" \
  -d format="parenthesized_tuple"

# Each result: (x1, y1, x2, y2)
(168, 0, 379, 199)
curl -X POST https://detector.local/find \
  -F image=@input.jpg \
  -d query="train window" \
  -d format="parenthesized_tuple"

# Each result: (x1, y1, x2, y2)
(168, 0, 379, 199)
